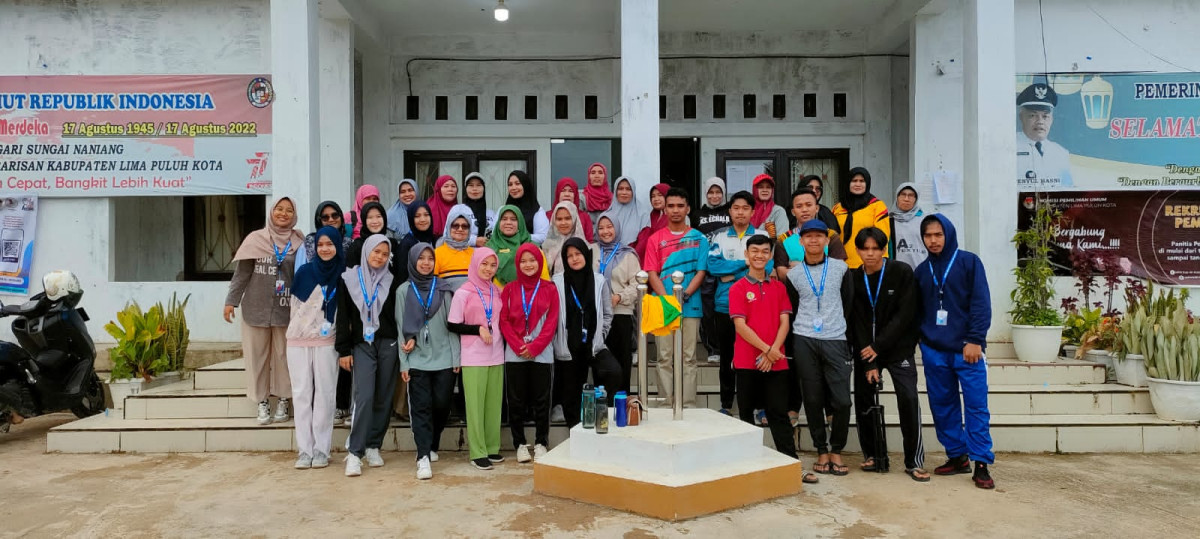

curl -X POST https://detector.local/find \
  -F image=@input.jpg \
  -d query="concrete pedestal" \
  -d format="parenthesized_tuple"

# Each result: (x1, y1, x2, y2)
(533, 408, 802, 521)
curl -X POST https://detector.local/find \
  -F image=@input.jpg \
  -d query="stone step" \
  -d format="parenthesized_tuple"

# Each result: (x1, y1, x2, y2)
(48, 411, 1199, 454)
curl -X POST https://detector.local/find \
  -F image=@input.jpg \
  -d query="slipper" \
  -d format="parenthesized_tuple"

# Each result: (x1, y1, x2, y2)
(755, 409, 767, 426)
(812, 462, 832, 474)
(830, 463, 849, 476)
(802, 472, 820, 484)
(860, 458, 877, 472)
(906, 468, 931, 482)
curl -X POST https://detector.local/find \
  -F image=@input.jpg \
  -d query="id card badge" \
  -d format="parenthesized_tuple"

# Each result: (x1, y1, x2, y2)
(581, 328, 589, 342)
(364, 328, 376, 343)
(523, 334, 535, 344)
(936, 309, 949, 326)
(319, 321, 332, 337)
(812, 317, 824, 333)
(274, 279, 285, 295)
(421, 326, 430, 345)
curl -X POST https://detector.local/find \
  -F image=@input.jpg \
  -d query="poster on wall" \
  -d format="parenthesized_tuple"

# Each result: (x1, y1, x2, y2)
(1016, 73, 1200, 285)
(0, 194, 37, 295)
(0, 75, 273, 197)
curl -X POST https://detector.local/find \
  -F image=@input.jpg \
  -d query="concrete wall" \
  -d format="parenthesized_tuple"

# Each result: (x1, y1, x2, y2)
(0, 0, 270, 343)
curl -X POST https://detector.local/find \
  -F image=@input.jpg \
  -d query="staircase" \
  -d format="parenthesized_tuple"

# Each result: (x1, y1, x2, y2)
(48, 343, 1199, 454)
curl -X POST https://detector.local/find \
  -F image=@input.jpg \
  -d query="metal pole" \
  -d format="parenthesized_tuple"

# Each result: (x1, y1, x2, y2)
(671, 270, 685, 420)
(635, 271, 649, 406)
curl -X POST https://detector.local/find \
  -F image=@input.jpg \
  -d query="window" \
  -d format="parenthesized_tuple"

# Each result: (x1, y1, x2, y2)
(403, 151, 537, 208)
(183, 195, 266, 281)
(550, 139, 619, 191)
(716, 148, 849, 218)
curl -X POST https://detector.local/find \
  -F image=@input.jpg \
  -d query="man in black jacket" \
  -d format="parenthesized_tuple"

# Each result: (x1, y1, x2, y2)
(849, 227, 928, 481)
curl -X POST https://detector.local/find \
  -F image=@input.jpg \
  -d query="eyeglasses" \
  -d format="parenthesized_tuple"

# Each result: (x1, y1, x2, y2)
(450, 223, 470, 230)
(320, 212, 340, 221)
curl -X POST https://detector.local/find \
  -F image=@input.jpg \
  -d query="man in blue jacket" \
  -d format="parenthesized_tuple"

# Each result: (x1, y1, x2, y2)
(914, 214, 995, 489)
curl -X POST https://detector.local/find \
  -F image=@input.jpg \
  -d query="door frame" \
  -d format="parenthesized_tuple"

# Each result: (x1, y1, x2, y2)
(403, 150, 537, 198)
(716, 148, 850, 209)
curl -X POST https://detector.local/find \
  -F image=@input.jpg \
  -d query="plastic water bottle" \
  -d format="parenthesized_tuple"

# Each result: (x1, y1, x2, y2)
(614, 391, 628, 427)
(581, 383, 595, 428)
(595, 386, 609, 434)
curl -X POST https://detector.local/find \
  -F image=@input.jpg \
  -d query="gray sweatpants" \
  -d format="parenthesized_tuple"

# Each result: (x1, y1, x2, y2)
(347, 338, 399, 458)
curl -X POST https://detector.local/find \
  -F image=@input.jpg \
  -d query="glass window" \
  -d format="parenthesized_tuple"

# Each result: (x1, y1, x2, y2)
(550, 139, 617, 192)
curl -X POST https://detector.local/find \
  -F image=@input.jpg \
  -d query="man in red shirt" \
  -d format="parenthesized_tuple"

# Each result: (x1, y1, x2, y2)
(729, 234, 818, 485)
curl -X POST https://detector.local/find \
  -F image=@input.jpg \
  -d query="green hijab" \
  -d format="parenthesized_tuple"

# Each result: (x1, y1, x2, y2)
(485, 205, 531, 285)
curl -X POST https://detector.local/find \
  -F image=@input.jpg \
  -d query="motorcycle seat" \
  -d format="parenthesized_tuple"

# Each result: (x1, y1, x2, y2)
(1, 300, 43, 317)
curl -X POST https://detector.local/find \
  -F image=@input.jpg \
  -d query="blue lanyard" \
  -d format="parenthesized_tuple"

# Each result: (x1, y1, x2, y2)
(521, 280, 541, 319)
(569, 286, 584, 311)
(474, 284, 494, 324)
(598, 245, 620, 275)
(416, 277, 438, 319)
(272, 240, 292, 267)
(801, 257, 829, 312)
(357, 267, 380, 322)
(864, 263, 885, 338)
(320, 284, 337, 308)
(929, 249, 959, 308)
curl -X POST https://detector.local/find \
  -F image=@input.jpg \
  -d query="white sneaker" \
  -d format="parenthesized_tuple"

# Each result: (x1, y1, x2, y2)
(516, 444, 532, 463)
(429, 451, 439, 463)
(311, 453, 329, 469)
(294, 453, 312, 469)
(550, 405, 566, 423)
(534, 444, 548, 460)
(344, 454, 362, 477)
(364, 447, 384, 467)
(707, 354, 721, 363)
(256, 400, 271, 425)
(333, 408, 348, 426)
(273, 398, 291, 423)
(416, 456, 433, 480)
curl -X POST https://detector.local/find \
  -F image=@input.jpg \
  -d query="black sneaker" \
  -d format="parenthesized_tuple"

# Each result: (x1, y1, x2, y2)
(934, 455, 971, 475)
(471, 457, 494, 470)
(973, 462, 995, 489)
(487, 453, 505, 463)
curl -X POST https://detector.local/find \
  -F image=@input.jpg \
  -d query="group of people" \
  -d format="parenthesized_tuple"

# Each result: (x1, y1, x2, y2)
(223, 164, 997, 490)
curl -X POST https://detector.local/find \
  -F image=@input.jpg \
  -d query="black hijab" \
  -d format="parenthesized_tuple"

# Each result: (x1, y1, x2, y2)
(505, 170, 539, 233)
(462, 172, 489, 237)
(397, 200, 438, 283)
(840, 167, 875, 237)
(561, 237, 596, 350)
(347, 202, 389, 267)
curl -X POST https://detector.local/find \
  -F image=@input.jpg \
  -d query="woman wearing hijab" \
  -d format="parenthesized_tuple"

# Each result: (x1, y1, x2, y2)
(499, 244, 560, 463)
(547, 178, 595, 242)
(350, 185, 382, 239)
(286, 226, 345, 470)
(486, 205, 546, 287)
(224, 197, 305, 425)
(447, 248, 506, 470)
(395, 200, 439, 284)
(505, 170, 550, 244)
(346, 202, 394, 267)
(582, 163, 613, 225)
(461, 172, 497, 247)
(833, 166, 891, 269)
(541, 201, 590, 275)
(633, 182, 671, 261)
(433, 204, 478, 285)
(803, 174, 841, 232)
(607, 176, 649, 246)
(427, 174, 459, 234)
(890, 182, 927, 269)
(593, 213, 641, 397)
(387, 178, 420, 237)
(335, 235, 398, 477)
(696, 176, 731, 236)
(395, 243, 458, 480)
(299, 201, 353, 269)
(552, 238, 619, 427)
(749, 174, 790, 241)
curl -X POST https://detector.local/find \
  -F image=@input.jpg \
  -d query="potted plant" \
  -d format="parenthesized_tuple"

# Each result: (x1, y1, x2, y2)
(103, 294, 191, 409)
(1145, 288, 1200, 421)
(1115, 279, 1150, 387)
(1078, 315, 1118, 378)
(1060, 297, 1100, 359)
(1009, 194, 1063, 362)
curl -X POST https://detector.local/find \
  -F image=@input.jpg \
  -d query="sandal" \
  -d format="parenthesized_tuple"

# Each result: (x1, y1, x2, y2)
(830, 463, 850, 476)
(906, 468, 931, 482)
(755, 409, 767, 426)
(860, 458, 877, 472)
(802, 472, 820, 484)
(812, 461, 832, 474)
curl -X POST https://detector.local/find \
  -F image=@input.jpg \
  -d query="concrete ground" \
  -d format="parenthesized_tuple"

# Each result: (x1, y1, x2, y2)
(3, 414, 1198, 538)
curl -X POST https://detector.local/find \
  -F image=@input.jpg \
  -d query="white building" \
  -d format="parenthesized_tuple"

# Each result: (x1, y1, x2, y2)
(2, 0, 1198, 345)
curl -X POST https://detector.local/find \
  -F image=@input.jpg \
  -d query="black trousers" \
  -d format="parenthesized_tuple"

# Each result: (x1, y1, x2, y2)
(606, 314, 635, 397)
(506, 361, 553, 447)
(855, 356, 924, 470)
(699, 278, 720, 358)
(792, 335, 852, 455)
(736, 368, 796, 459)
(714, 312, 737, 410)
(407, 368, 455, 460)
(336, 365, 352, 410)
(556, 347, 622, 428)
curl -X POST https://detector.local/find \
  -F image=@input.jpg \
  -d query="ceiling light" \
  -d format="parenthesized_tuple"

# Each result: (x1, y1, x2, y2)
(494, 0, 509, 22)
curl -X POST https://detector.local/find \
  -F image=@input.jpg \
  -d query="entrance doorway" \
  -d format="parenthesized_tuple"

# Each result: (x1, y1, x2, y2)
(716, 148, 850, 222)
(660, 137, 700, 206)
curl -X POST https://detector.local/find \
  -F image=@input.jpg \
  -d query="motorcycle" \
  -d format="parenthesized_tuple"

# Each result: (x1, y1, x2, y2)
(0, 270, 105, 433)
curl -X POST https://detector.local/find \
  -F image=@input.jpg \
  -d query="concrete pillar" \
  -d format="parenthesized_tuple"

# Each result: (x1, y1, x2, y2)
(319, 16, 354, 209)
(909, 3, 965, 231)
(862, 56, 893, 197)
(963, 0, 1017, 340)
(270, 0, 320, 232)
(619, 0, 660, 206)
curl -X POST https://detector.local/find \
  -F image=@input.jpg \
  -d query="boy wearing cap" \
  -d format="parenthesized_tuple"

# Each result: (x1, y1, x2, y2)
(1016, 82, 1072, 188)
(786, 219, 855, 476)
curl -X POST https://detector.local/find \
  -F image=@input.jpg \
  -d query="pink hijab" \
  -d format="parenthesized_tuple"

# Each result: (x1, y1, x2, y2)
(427, 175, 458, 234)
(582, 163, 612, 213)
(352, 185, 381, 239)
(547, 178, 594, 242)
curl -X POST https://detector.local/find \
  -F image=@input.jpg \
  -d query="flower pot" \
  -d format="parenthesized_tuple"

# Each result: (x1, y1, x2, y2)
(1085, 349, 1115, 382)
(1011, 325, 1064, 362)
(1061, 344, 1079, 361)
(1114, 354, 1148, 387)
(1147, 377, 1200, 421)
(106, 371, 182, 409)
